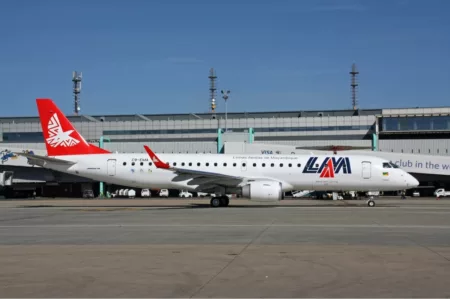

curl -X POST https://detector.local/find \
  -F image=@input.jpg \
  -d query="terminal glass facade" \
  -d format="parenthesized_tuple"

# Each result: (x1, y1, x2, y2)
(0, 125, 374, 143)
(381, 116, 450, 132)
(103, 125, 373, 136)
(2, 132, 43, 142)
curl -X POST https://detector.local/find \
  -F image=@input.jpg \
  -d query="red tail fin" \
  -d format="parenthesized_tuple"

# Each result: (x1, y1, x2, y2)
(36, 98, 111, 156)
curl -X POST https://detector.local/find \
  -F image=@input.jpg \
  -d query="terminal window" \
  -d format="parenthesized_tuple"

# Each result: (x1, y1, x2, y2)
(2, 132, 44, 142)
(380, 116, 450, 132)
(102, 124, 373, 136)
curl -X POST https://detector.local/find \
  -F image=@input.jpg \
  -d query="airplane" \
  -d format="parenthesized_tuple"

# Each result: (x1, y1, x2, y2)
(16, 98, 419, 208)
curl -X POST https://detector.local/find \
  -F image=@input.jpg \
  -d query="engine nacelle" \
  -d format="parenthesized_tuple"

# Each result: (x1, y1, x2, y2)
(241, 181, 283, 202)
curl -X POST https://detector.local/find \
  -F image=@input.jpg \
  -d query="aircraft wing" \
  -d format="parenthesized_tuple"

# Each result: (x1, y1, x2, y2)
(14, 152, 76, 166)
(143, 145, 273, 191)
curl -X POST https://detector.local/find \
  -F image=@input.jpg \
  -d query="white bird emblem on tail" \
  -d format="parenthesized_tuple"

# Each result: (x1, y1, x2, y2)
(46, 113, 80, 147)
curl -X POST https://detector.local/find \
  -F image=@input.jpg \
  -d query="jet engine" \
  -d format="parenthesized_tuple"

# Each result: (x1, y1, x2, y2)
(241, 181, 283, 202)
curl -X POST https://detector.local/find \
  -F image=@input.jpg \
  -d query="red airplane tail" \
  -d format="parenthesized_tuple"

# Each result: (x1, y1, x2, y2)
(36, 98, 111, 156)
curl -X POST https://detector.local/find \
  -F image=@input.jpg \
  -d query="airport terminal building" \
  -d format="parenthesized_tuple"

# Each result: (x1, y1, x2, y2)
(2, 105, 450, 197)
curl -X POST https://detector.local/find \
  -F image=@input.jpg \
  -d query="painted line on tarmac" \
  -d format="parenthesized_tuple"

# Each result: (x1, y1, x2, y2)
(275, 206, 450, 210)
(1, 224, 450, 229)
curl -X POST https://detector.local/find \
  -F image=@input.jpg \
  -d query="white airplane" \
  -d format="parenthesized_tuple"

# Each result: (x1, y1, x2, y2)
(16, 98, 419, 208)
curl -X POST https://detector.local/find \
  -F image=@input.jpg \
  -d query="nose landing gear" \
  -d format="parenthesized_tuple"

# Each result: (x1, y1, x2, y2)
(367, 196, 376, 207)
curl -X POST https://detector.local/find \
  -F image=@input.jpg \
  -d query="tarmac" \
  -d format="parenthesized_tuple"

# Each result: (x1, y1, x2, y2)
(1, 197, 450, 297)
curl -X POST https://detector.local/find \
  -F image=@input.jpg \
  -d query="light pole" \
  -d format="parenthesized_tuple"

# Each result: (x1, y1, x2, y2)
(221, 90, 230, 133)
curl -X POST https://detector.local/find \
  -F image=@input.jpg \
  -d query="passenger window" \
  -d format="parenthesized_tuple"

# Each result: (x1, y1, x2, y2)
(173, 162, 177, 166)
(181, 162, 185, 166)
(140, 162, 143, 166)
(148, 162, 152, 166)
(242, 163, 246, 167)
(223, 163, 227, 167)
(288, 163, 292, 167)
(280, 163, 283, 167)
(189, 162, 192, 166)
(131, 162, 135, 166)
(253, 163, 257, 167)
(214, 163, 218, 166)
(262, 163, 266, 167)
(297, 163, 301, 167)
(383, 162, 392, 168)
(197, 162, 201, 166)
(206, 162, 209, 166)
(233, 163, 236, 167)
(123, 162, 127, 166)
(271, 163, 274, 167)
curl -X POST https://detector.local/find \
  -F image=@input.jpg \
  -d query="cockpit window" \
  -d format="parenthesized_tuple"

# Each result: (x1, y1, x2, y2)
(390, 162, 400, 168)
(382, 162, 392, 168)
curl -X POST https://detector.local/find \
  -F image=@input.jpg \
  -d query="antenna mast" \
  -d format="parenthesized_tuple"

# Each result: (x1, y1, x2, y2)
(350, 63, 359, 110)
(72, 71, 82, 115)
(208, 68, 217, 117)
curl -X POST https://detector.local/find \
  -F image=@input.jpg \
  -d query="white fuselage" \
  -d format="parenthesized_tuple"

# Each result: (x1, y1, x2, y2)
(42, 153, 418, 193)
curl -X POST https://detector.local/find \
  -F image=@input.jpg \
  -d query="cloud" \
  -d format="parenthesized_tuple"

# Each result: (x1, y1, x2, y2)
(165, 57, 204, 64)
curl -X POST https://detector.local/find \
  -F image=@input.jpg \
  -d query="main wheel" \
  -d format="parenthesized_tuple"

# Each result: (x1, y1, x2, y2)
(220, 197, 229, 207)
(367, 200, 375, 207)
(210, 197, 221, 208)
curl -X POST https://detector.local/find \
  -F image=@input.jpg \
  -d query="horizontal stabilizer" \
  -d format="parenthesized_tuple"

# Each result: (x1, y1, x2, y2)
(14, 152, 76, 166)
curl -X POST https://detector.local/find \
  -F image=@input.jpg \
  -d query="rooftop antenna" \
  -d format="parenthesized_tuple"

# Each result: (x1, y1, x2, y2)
(72, 71, 82, 115)
(350, 63, 359, 110)
(209, 68, 217, 118)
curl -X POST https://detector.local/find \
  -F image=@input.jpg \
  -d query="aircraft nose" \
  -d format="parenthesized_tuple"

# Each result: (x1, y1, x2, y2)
(406, 174, 419, 188)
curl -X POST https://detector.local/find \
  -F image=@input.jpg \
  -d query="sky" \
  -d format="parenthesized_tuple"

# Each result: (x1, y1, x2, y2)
(0, 0, 449, 116)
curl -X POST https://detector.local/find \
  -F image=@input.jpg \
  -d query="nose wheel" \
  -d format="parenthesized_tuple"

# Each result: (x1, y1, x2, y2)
(367, 196, 375, 207)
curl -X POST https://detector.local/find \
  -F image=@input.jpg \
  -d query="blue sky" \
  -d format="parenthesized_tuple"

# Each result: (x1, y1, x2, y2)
(1, 0, 449, 116)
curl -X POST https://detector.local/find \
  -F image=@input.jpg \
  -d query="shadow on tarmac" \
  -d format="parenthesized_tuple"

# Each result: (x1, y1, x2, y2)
(17, 202, 399, 211)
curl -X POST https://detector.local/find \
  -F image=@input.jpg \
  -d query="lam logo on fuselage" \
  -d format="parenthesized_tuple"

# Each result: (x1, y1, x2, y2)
(302, 157, 352, 178)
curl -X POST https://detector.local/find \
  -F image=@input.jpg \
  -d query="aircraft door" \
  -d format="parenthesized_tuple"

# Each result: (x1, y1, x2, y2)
(361, 161, 371, 179)
(107, 159, 117, 176)
(241, 161, 247, 172)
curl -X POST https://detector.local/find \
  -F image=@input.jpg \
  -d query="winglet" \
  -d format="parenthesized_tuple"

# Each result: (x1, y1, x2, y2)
(143, 145, 170, 169)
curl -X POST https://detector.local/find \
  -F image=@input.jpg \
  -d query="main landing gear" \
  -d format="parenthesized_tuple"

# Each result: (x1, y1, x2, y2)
(210, 196, 229, 207)
(367, 196, 376, 207)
